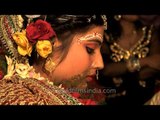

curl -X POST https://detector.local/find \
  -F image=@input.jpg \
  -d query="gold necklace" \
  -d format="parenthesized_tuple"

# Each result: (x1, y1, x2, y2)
(110, 26, 152, 62)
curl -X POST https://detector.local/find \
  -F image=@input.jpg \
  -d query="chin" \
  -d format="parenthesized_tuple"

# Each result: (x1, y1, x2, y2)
(77, 81, 88, 89)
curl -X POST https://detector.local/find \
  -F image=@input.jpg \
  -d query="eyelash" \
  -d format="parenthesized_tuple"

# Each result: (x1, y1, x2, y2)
(86, 46, 95, 55)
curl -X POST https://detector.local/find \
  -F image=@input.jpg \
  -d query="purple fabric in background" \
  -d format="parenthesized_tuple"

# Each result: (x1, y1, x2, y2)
(139, 15, 160, 29)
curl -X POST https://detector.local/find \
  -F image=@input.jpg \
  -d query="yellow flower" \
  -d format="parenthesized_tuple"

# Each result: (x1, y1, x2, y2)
(17, 45, 32, 56)
(12, 30, 32, 56)
(36, 40, 52, 58)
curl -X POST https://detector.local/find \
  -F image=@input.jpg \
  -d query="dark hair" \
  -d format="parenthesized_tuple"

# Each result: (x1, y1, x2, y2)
(46, 15, 104, 37)
(28, 15, 105, 65)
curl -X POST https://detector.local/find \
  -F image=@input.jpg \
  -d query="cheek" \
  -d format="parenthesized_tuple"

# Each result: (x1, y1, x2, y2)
(65, 47, 91, 73)
(53, 44, 92, 80)
(70, 54, 90, 71)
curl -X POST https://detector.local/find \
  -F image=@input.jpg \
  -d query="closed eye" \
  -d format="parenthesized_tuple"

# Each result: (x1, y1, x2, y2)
(86, 47, 95, 55)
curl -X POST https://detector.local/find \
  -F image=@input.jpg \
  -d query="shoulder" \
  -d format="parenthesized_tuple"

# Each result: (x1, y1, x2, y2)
(0, 78, 37, 105)
(0, 77, 82, 105)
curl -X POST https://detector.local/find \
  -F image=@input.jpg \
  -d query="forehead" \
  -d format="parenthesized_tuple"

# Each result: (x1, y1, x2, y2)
(75, 26, 104, 42)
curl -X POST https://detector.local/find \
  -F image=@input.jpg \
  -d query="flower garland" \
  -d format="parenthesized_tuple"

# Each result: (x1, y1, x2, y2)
(4, 55, 54, 86)
(12, 18, 56, 58)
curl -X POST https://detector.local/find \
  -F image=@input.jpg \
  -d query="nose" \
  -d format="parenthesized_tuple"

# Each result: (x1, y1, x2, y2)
(92, 52, 104, 70)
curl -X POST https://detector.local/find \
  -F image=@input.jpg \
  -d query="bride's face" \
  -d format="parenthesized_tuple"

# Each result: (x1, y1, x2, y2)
(50, 26, 104, 89)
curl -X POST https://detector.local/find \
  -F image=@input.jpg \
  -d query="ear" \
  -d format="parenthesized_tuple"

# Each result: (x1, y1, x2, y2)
(53, 37, 62, 47)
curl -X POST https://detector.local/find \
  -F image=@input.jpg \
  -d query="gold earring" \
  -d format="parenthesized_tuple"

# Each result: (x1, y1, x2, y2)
(45, 57, 56, 73)
(114, 15, 122, 21)
(96, 70, 99, 80)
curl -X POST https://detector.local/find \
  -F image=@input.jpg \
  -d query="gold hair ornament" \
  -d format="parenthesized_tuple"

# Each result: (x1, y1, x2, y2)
(25, 15, 41, 24)
(101, 15, 107, 30)
(114, 15, 122, 21)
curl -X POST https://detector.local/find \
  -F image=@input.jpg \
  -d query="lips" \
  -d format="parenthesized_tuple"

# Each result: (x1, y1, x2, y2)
(86, 75, 96, 82)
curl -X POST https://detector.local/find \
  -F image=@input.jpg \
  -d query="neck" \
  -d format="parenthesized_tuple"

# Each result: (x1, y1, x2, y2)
(120, 19, 137, 37)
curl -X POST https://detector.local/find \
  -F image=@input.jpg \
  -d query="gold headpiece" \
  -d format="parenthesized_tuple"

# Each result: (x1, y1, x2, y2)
(88, 15, 107, 30)
(114, 15, 122, 21)
(101, 15, 107, 30)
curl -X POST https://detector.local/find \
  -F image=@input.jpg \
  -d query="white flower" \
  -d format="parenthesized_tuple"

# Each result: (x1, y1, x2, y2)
(3, 56, 15, 79)
(15, 62, 32, 78)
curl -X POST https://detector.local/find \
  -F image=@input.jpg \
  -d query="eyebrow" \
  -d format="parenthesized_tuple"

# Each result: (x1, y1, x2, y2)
(78, 32, 103, 41)
(85, 39, 102, 46)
